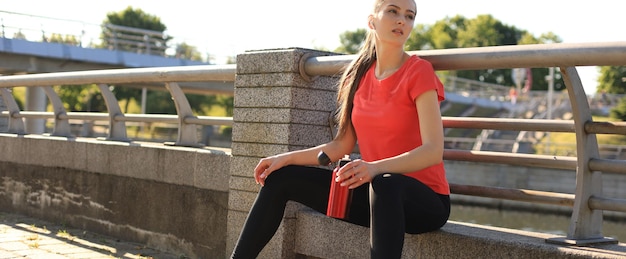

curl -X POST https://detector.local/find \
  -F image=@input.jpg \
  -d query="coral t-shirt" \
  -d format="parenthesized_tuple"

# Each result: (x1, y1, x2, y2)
(351, 55, 450, 195)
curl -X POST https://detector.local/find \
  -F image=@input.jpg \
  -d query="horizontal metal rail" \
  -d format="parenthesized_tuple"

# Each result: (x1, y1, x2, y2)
(443, 117, 575, 132)
(304, 41, 626, 76)
(0, 65, 237, 88)
(450, 184, 575, 207)
(443, 149, 578, 170)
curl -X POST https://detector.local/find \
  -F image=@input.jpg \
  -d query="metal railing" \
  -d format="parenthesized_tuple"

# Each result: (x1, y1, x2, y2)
(1, 10, 169, 56)
(0, 64, 235, 146)
(1, 41, 626, 246)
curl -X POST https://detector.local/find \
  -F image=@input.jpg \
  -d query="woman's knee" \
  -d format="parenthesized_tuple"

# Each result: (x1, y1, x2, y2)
(263, 165, 298, 187)
(370, 173, 405, 197)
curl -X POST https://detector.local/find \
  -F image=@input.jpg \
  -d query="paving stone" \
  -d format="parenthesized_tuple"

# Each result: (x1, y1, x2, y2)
(0, 212, 179, 259)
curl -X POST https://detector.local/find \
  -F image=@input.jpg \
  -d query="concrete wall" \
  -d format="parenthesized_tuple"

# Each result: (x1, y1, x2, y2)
(0, 134, 231, 258)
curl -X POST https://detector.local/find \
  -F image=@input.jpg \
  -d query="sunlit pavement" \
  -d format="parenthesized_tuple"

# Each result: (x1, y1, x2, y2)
(0, 212, 181, 259)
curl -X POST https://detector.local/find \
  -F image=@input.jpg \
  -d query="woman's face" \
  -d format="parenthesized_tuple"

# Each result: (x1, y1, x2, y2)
(369, 0, 416, 47)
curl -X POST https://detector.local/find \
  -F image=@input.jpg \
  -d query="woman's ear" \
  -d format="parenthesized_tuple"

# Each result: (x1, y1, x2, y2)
(368, 15, 375, 30)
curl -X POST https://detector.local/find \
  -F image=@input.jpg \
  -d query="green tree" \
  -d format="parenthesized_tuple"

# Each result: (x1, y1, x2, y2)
(610, 96, 626, 121)
(175, 42, 203, 61)
(54, 84, 106, 112)
(335, 29, 368, 54)
(101, 7, 171, 55)
(13, 30, 26, 40)
(402, 14, 563, 90)
(407, 15, 467, 50)
(597, 66, 626, 120)
(108, 85, 142, 113)
(597, 66, 626, 94)
(48, 33, 79, 46)
(144, 90, 216, 115)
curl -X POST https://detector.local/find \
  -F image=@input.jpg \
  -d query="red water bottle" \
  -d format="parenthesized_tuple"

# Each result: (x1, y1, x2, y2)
(318, 151, 353, 220)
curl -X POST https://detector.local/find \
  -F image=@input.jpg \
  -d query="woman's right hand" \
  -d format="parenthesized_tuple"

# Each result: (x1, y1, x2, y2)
(254, 154, 290, 186)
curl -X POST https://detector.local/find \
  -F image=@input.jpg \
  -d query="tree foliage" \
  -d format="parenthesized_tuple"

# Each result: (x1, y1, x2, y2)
(597, 66, 626, 121)
(610, 96, 626, 121)
(336, 14, 565, 91)
(175, 42, 204, 61)
(335, 28, 368, 54)
(47, 33, 80, 46)
(597, 66, 626, 94)
(54, 84, 106, 112)
(100, 7, 171, 55)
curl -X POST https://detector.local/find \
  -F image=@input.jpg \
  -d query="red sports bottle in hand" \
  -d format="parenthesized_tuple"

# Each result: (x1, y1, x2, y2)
(318, 151, 353, 220)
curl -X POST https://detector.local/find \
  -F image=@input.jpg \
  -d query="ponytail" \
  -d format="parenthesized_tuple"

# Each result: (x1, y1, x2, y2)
(334, 30, 377, 140)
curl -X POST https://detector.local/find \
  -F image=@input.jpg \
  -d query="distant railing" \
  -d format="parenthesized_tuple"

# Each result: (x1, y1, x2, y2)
(1, 10, 169, 56)
(1, 41, 626, 246)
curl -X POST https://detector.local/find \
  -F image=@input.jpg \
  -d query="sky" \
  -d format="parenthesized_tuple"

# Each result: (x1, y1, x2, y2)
(1, 0, 623, 94)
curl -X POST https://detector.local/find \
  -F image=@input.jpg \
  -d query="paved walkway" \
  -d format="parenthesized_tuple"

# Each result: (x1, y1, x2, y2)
(0, 212, 180, 259)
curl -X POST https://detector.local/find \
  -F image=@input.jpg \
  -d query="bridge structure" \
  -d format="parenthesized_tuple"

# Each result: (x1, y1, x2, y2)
(0, 13, 626, 258)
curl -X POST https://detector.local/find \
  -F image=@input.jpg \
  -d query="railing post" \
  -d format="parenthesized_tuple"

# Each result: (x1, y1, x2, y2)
(144, 35, 151, 55)
(226, 48, 339, 258)
(546, 67, 618, 245)
(0, 88, 25, 134)
(97, 84, 129, 141)
(164, 82, 200, 147)
(42, 86, 72, 137)
(0, 89, 7, 130)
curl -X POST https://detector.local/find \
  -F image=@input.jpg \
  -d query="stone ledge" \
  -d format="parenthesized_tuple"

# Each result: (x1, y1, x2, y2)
(294, 207, 626, 259)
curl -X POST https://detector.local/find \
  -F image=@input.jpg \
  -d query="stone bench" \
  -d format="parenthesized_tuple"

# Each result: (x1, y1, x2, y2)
(292, 206, 626, 259)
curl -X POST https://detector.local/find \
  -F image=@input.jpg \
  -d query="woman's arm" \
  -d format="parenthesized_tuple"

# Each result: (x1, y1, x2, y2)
(254, 122, 357, 186)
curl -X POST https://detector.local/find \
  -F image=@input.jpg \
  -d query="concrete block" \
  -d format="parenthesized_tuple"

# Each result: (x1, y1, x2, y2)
(226, 210, 248, 257)
(234, 86, 336, 111)
(236, 49, 302, 74)
(118, 144, 161, 181)
(193, 151, 231, 192)
(0, 134, 23, 163)
(3, 136, 89, 171)
(84, 141, 113, 175)
(229, 156, 262, 178)
(289, 87, 336, 111)
(232, 123, 330, 147)
(233, 108, 332, 126)
(234, 87, 294, 108)
(157, 147, 196, 186)
(288, 109, 334, 126)
(232, 122, 290, 144)
(230, 143, 289, 158)
(228, 189, 258, 212)
(233, 108, 293, 123)
(288, 124, 332, 147)
(259, 217, 297, 259)
(234, 73, 304, 88)
(229, 175, 259, 192)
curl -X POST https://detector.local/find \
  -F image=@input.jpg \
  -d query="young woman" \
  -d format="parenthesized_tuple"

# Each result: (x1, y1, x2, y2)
(230, 0, 450, 258)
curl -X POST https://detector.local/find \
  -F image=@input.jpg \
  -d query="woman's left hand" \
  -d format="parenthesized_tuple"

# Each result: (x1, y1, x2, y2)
(336, 159, 377, 189)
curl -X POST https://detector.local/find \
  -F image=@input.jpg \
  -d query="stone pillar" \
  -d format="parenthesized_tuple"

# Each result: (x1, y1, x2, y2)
(227, 48, 339, 258)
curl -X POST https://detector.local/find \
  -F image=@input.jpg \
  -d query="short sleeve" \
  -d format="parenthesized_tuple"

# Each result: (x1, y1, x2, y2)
(407, 58, 445, 103)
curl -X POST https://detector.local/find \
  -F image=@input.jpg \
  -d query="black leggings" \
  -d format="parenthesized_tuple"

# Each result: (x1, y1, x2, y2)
(230, 165, 450, 259)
